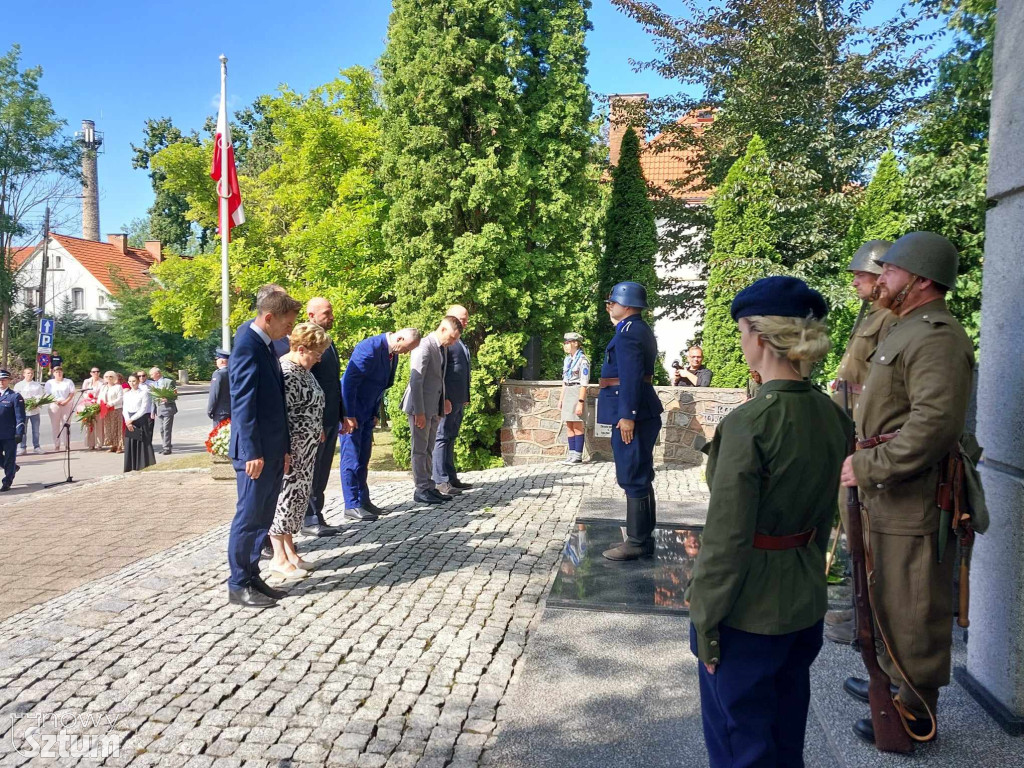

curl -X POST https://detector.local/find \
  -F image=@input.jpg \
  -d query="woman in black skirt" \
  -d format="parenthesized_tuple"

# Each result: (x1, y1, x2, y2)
(122, 374, 156, 472)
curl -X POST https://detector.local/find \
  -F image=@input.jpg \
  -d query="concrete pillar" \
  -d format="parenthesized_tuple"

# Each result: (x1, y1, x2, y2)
(956, 0, 1024, 735)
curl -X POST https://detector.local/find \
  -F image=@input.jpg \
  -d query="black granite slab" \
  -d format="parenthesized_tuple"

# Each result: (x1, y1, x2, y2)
(548, 520, 704, 616)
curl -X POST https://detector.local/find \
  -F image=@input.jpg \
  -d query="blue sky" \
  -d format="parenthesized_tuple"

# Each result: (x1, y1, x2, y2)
(5, 1, 943, 244)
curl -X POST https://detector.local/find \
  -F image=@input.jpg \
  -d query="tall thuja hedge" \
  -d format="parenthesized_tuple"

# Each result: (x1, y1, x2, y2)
(591, 126, 658, 357)
(823, 151, 907, 377)
(702, 134, 780, 387)
(380, 0, 598, 469)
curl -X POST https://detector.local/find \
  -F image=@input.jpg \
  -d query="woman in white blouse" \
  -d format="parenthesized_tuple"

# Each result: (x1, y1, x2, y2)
(44, 367, 76, 452)
(122, 374, 156, 471)
(82, 367, 105, 449)
(98, 371, 124, 454)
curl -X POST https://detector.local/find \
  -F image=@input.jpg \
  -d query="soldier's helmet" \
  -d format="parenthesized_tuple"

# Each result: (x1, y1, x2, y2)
(607, 281, 649, 309)
(875, 231, 959, 290)
(848, 240, 890, 275)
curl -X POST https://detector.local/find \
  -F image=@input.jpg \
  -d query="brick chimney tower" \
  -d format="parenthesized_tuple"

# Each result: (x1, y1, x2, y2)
(608, 93, 648, 166)
(76, 119, 103, 241)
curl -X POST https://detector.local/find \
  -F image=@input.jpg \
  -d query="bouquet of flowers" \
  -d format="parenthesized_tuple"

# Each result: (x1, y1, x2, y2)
(24, 394, 55, 411)
(148, 385, 178, 404)
(75, 398, 102, 431)
(206, 419, 231, 457)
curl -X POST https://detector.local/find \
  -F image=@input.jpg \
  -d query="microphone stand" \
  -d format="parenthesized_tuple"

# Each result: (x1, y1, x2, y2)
(44, 387, 87, 489)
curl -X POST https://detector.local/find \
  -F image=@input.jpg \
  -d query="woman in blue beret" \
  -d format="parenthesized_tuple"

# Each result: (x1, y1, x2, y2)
(686, 276, 854, 767)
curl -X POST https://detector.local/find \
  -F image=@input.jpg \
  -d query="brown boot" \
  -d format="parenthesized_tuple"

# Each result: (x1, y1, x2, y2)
(825, 608, 854, 626)
(825, 618, 855, 645)
(603, 538, 654, 561)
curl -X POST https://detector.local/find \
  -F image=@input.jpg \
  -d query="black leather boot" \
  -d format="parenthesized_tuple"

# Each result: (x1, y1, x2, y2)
(603, 497, 655, 561)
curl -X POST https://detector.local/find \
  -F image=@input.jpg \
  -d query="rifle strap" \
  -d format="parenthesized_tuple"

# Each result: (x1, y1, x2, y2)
(863, 507, 938, 742)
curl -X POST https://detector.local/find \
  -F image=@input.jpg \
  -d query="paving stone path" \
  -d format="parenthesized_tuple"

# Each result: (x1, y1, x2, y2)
(0, 462, 705, 767)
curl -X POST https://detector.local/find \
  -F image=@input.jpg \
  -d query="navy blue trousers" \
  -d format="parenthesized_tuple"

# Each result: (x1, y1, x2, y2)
(305, 422, 339, 526)
(0, 437, 17, 488)
(340, 418, 374, 509)
(432, 402, 464, 485)
(691, 621, 824, 768)
(227, 456, 284, 591)
(611, 416, 659, 497)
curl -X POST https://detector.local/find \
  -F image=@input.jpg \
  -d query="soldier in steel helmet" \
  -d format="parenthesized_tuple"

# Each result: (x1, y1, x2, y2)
(839, 231, 974, 744)
(824, 240, 894, 645)
(597, 281, 664, 561)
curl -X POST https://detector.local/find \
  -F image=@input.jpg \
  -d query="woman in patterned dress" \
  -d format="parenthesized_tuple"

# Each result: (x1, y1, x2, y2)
(268, 322, 330, 581)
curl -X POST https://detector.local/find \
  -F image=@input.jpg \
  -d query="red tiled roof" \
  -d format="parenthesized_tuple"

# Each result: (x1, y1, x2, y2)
(8, 246, 34, 269)
(640, 112, 714, 202)
(50, 234, 156, 293)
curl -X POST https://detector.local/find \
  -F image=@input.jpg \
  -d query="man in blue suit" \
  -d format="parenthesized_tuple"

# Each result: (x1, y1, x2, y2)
(340, 327, 421, 520)
(226, 288, 302, 608)
(0, 370, 25, 492)
(597, 281, 664, 561)
(433, 304, 473, 496)
(301, 297, 354, 537)
(235, 283, 290, 357)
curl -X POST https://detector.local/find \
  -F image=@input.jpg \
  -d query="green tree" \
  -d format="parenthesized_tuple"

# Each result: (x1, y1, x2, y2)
(9, 302, 117, 381)
(610, 0, 930, 322)
(903, 0, 994, 346)
(0, 44, 80, 366)
(381, 0, 598, 469)
(702, 135, 781, 387)
(131, 117, 207, 253)
(591, 126, 658, 355)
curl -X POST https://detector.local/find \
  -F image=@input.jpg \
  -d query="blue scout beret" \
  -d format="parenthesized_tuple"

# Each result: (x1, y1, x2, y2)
(730, 276, 828, 321)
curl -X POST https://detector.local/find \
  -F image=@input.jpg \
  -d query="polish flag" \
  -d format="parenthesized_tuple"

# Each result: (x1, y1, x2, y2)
(211, 97, 245, 241)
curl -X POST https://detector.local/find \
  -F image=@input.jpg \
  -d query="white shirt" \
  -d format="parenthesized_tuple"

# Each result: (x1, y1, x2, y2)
(44, 378, 75, 404)
(82, 377, 103, 393)
(249, 323, 272, 347)
(14, 380, 44, 416)
(123, 388, 153, 425)
(98, 383, 123, 409)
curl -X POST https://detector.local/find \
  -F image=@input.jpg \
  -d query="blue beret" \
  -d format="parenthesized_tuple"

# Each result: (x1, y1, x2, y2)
(730, 276, 828, 321)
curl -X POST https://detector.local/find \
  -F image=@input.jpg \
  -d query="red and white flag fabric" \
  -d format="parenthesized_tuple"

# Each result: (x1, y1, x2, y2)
(211, 97, 245, 241)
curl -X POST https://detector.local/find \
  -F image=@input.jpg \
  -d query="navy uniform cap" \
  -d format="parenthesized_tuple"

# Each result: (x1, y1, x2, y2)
(0, 370, 10, 379)
(730, 276, 828, 321)
(215, 348, 230, 359)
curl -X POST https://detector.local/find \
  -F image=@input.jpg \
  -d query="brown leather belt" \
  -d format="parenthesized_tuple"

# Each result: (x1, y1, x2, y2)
(753, 529, 816, 550)
(837, 380, 863, 394)
(599, 375, 653, 387)
(856, 430, 900, 450)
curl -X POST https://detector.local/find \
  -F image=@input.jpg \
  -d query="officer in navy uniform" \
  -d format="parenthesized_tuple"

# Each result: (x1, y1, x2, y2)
(597, 282, 664, 561)
(207, 349, 231, 427)
(0, 370, 26, 492)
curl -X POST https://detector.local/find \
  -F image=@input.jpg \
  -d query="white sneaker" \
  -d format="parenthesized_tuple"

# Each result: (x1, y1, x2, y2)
(33, 448, 44, 455)
(562, 450, 579, 465)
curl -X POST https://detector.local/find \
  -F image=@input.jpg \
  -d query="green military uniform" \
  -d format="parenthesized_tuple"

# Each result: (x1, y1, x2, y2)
(689, 380, 853, 662)
(851, 298, 974, 718)
(832, 304, 893, 417)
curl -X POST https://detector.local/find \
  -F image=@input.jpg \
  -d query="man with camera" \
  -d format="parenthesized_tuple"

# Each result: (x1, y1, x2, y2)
(672, 345, 713, 387)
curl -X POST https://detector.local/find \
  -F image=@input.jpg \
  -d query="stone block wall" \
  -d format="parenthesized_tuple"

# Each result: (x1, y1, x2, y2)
(500, 381, 746, 467)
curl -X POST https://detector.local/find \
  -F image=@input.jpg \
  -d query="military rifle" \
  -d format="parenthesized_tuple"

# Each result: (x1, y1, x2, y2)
(846, 443, 913, 753)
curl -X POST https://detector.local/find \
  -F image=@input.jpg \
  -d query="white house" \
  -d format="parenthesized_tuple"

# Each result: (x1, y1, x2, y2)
(14, 233, 162, 321)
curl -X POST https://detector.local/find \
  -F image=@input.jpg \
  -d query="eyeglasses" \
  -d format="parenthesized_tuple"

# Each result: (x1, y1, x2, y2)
(91, 370, 100, 373)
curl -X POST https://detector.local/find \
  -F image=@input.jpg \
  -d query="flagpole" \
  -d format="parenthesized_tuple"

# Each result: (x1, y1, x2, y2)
(219, 54, 231, 352)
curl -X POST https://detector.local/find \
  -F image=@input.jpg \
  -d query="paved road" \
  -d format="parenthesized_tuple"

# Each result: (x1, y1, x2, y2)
(11, 389, 214, 495)
(0, 462, 697, 767)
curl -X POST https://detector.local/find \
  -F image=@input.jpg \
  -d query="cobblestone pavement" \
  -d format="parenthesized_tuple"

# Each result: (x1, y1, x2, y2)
(0, 461, 706, 767)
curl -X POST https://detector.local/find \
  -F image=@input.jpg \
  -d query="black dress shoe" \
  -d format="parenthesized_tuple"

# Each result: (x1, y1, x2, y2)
(251, 575, 288, 600)
(853, 714, 935, 744)
(362, 500, 387, 516)
(450, 479, 473, 490)
(428, 488, 452, 502)
(843, 676, 899, 704)
(413, 492, 440, 505)
(0, 485, 10, 492)
(301, 522, 341, 536)
(344, 507, 378, 522)
(228, 586, 278, 608)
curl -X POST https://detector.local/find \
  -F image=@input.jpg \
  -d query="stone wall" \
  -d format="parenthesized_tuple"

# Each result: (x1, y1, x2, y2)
(500, 380, 746, 466)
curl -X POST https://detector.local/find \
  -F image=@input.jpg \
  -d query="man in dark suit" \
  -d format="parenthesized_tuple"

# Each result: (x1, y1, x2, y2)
(340, 327, 421, 520)
(235, 284, 290, 357)
(226, 288, 302, 608)
(207, 349, 231, 426)
(433, 304, 473, 495)
(301, 297, 354, 537)
(0, 370, 25, 492)
(402, 316, 462, 505)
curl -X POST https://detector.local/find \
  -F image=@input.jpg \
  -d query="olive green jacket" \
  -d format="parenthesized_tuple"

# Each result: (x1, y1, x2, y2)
(688, 380, 853, 664)
(852, 299, 974, 536)
(832, 304, 893, 418)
